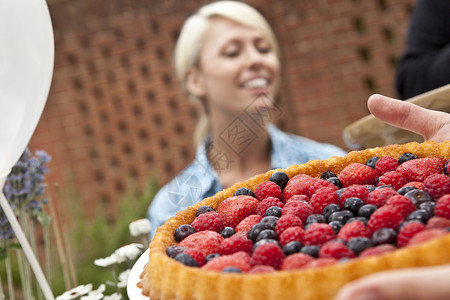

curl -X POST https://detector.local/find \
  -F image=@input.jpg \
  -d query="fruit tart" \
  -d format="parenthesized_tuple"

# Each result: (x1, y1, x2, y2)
(139, 141, 450, 300)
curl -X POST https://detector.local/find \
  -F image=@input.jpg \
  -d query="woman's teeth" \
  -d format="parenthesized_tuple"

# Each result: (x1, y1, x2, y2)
(244, 78, 268, 88)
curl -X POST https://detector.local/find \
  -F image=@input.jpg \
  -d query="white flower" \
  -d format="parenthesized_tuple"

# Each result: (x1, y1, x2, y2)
(114, 243, 144, 263)
(56, 284, 92, 300)
(117, 269, 131, 288)
(129, 218, 152, 237)
(80, 284, 105, 300)
(103, 293, 122, 300)
(94, 253, 118, 267)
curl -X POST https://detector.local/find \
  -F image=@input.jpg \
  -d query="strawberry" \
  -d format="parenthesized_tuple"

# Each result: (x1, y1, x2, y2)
(202, 251, 251, 272)
(216, 195, 260, 228)
(179, 230, 224, 259)
(236, 214, 262, 233)
(338, 163, 377, 187)
(396, 157, 447, 182)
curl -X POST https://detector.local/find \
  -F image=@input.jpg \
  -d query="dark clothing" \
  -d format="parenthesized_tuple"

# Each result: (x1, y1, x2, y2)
(396, 0, 450, 99)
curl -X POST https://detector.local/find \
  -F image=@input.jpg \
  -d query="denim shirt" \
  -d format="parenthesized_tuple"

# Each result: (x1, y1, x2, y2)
(147, 124, 346, 239)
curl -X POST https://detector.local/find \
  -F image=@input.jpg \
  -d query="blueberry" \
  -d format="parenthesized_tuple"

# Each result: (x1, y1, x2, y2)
(365, 156, 380, 169)
(336, 188, 346, 199)
(174, 253, 199, 267)
(283, 241, 302, 256)
(305, 214, 327, 225)
(220, 227, 236, 238)
(269, 171, 289, 191)
(329, 220, 343, 234)
(372, 228, 397, 245)
(320, 170, 337, 180)
(398, 220, 422, 231)
(205, 253, 221, 263)
(260, 216, 279, 230)
(323, 204, 341, 220)
(365, 185, 377, 193)
(174, 224, 196, 243)
(398, 152, 418, 164)
(196, 205, 215, 217)
(328, 210, 354, 224)
(327, 177, 342, 189)
(222, 266, 242, 273)
(397, 185, 417, 195)
(166, 245, 186, 258)
(444, 159, 449, 175)
(347, 237, 373, 255)
(234, 187, 255, 197)
(300, 245, 320, 258)
(406, 209, 432, 223)
(376, 184, 393, 190)
(265, 206, 283, 217)
(418, 201, 435, 215)
(346, 217, 368, 225)
(357, 204, 378, 218)
(343, 197, 365, 215)
(247, 223, 267, 242)
(255, 229, 279, 242)
(252, 238, 280, 252)
(405, 190, 433, 206)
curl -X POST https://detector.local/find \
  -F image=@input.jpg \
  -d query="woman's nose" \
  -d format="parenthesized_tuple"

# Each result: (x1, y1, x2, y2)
(244, 47, 264, 69)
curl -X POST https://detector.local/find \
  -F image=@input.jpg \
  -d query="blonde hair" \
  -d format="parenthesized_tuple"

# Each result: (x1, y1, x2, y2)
(174, 1, 280, 146)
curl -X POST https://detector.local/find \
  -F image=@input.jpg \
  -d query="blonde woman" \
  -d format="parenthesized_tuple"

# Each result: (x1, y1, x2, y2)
(147, 1, 346, 238)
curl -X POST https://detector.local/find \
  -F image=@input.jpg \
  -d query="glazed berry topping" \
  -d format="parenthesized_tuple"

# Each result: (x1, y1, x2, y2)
(175, 224, 196, 243)
(234, 187, 255, 197)
(398, 152, 419, 164)
(269, 171, 290, 191)
(196, 205, 215, 217)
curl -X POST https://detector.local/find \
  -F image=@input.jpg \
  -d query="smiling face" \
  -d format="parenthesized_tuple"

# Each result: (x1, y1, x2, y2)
(186, 17, 281, 118)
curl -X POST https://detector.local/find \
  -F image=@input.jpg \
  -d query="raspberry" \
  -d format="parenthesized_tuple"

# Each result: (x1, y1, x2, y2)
(423, 174, 450, 200)
(250, 243, 285, 270)
(248, 265, 276, 273)
(281, 253, 314, 270)
(435, 194, 450, 219)
(302, 223, 336, 246)
(307, 179, 337, 198)
(366, 187, 398, 207)
(281, 198, 313, 224)
(254, 181, 283, 202)
(191, 211, 225, 232)
(302, 258, 338, 270)
(219, 234, 253, 255)
(377, 171, 407, 191)
(367, 206, 404, 234)
(375, 156, 399, 176)
(359, 244, 396, 258)
(337, 220, 370, 241)
(202, 251, 251, 272)
(339, 185, 369, 206)
(236, 215, 262, 233)
(275, 215, 303, 236)
(407, 228, 449, 247)
(338, 163, 377, 187)
(256, 196, 284, 216)
(427, 216, 450, 229)
(384, 195, 416, 219)
(279, 226, 305, 246)
(183, 247, 206, 266)
(397, 221, 426, 247)
(216, 195, 260, 228)
(319, 241, 356, 259)
(283, 174, 316, 201)
(179, 231, 224, 258)
(310, 187, 339, 214)
(396, 157, 447, 182)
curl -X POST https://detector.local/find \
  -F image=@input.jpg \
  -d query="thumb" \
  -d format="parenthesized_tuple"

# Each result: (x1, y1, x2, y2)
(334, 265, 450, 300)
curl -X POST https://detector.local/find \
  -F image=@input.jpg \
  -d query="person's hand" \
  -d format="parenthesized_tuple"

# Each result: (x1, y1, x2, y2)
(334, 264, 450, 300)
(367, 94, 450, 142)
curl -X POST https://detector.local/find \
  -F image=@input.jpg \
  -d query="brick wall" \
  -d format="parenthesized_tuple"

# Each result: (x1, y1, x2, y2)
(29, 0, 416, 219)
